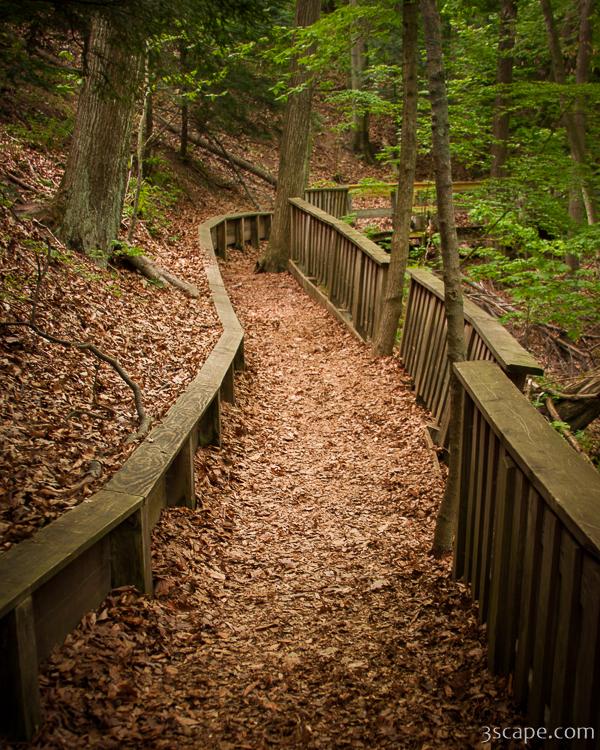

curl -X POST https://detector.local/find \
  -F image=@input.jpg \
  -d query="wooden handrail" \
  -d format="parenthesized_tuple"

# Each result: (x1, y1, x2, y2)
(290, 198, 389, 265)
(401, 268, 542, 446)
(288, 198, 389, 342)
(453, 359, 600, 733)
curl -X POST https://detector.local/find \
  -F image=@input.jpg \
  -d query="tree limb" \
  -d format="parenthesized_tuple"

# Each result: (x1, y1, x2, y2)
(1, 320, 152, 441)
(157, 115, 278, 188)
(544, 396, 594, 464)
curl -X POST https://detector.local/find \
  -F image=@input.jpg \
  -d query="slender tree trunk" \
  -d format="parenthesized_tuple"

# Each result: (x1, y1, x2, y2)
(128, 55, 150, 243)
(349, 0, 372, 160)
(420, 0, 466, 557)
(259, 0, 321, 272)
(490, 0, 516, 178)
(179, 41, 189, 159)
(51, 12, 143, 262)
(372, 0, 418, 356)
(539, 0, 596, 224)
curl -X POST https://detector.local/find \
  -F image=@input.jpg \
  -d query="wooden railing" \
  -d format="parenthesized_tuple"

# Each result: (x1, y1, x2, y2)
(203, 210, 272, 259)
(401, 269, 543, 446)
(288, 197, 389, 341)
(304, 187, 351, 219)
(0, 211, 270, 742)
(454, 360, 600, 740)
(304, 181, 483, 220)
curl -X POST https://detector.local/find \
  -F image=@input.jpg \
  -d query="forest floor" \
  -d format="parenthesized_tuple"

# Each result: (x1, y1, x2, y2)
(25, 247, 523, 750)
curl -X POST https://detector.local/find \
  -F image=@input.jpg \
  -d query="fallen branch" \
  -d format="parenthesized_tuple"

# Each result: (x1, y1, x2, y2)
(3, 170, 37, 193)
(544, 396, 594, 465)
(205, 130, 261, 209)
(157, 115, 277, 188)
(1, 321, 152, 441)
(122, 253, 200, 298)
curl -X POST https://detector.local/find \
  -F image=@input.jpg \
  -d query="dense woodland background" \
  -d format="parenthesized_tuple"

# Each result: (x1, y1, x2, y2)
(0, 0, 599, 551)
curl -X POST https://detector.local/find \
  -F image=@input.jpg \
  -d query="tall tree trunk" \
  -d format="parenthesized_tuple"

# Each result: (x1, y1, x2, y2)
(420, 0, 466, 557)
(490, 0, 517, 178)
(539, 0, 597, 225)
(51, 12, 143, 262)
(179, 40, 189, 159)
(372, 0, 418, 357)
(259, 0, 321, 273)
(349, 0, 372, 160)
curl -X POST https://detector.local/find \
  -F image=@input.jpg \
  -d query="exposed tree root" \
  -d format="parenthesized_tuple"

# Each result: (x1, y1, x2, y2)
(122, 253, 200, 298)
(0, 321, 152, 441)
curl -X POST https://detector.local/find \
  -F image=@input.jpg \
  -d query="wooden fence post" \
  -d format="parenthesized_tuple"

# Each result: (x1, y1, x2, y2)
(110, 503, 153, 594)
(0, 597, 42, 741)
(165, 436, 195, 509)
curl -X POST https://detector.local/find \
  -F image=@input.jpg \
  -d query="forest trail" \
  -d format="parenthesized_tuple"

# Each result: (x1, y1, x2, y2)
(34, 247, 520, 750)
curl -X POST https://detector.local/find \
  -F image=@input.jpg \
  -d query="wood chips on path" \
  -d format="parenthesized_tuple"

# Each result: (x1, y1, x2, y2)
(26, 248, 522, 750)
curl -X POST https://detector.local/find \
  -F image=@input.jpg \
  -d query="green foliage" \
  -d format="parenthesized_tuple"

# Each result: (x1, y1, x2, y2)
(125, 168, 181, 236)
(5, 113, 73, 151)
(110, 240, 145, 258)
(464, 200, 600, 340)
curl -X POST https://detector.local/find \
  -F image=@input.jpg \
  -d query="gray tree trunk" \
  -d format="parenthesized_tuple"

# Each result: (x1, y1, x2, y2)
(420, 0, 467, 557)
(539, 0, 597, 225)
(372, 0, 419, 357)
(490, 0, 517, 178)
(51, 12, 143, 262)
(349, 0, 372, 160)
(259, 0, 321, 272)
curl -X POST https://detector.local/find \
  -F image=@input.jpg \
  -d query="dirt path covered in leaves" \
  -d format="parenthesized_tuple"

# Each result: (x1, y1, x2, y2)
(31, 248, 522, 750)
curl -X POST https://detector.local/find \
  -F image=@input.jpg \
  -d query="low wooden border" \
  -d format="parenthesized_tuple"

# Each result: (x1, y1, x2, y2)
(0, 211, 270, 742)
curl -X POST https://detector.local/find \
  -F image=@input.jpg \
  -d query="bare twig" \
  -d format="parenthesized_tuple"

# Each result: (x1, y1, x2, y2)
(1, 320, 152, 440)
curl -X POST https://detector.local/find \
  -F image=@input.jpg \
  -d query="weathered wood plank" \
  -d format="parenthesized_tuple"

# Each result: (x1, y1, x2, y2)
(0, 597, 41, 741)
(487, 449, 517, 672)
(33, 537, 112, 661)
(0, 490, 143, 620)
(514, 487, 544, 705)
(110, 502, 152, 594)
(454, 361, 600, 559)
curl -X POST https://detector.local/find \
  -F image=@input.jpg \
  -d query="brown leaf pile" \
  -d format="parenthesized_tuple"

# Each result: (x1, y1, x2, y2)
(0, 130, 222, 551)
(25, 247, 524, 750)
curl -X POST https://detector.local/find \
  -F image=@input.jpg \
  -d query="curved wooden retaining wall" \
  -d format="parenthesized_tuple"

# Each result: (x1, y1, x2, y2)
(0, 211, 271, 742)
(289, 197, 389, 341)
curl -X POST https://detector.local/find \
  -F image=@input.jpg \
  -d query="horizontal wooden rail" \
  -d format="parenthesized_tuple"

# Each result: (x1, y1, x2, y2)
(401, 269, 543, 446)
(289, 197, 389, 342)
(454, 360, 600, 742)
(0, 210, 270, 742)
(305, 181, 482, 220)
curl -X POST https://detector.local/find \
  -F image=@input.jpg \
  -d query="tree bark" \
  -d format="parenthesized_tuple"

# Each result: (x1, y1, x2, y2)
(349, 0, 372, 160)
(179, 40, 189, 159)
(372, 0, 418, 357)
(539, 0, 597, 224)
(490, 0, 516, 178)
(420, 0, 467, 557)
(259, 0, 321, 272)
(51, 12, 143, 262)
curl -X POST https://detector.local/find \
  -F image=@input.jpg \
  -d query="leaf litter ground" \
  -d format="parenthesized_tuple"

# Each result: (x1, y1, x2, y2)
(19, 246, 525, 750)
